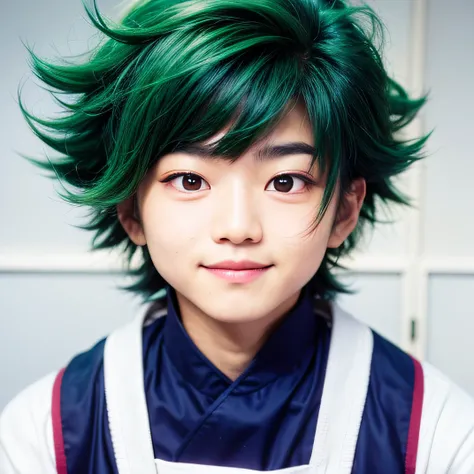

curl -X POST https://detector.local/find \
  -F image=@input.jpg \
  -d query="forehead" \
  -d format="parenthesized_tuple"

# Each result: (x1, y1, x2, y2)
(204, 101, 314, 149)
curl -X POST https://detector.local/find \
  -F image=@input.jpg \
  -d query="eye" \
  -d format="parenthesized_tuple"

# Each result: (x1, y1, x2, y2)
(266, 174, 314, 194)
(161, 172, 210, 193)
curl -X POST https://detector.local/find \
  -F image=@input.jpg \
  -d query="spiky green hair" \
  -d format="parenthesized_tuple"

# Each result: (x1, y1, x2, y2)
(20, 0, 429, 301)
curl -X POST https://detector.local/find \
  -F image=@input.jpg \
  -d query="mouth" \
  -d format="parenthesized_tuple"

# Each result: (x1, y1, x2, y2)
(201, 264, 273, 283)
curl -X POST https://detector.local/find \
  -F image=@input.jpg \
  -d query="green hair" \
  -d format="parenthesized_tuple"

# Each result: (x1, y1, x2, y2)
(19, 0, 429, 301)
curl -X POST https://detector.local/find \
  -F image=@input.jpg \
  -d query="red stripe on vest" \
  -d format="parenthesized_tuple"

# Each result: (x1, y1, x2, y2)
(52, 368, 68, 474)
(405, 357, 424, 474)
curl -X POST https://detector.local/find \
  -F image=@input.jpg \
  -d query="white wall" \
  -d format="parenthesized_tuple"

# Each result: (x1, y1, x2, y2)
(1, 0, 473, 410)
(422, 0, 474, 392)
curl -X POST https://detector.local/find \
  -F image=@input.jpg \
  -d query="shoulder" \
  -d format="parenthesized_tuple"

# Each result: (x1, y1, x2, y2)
(332, 304, 474, 471)
(0, 338, 108, 474)
(0, 372, 58, 473)
(0, 337, 107, 474)
(417, 361, 474, 473)
(0, 302, 165, 474)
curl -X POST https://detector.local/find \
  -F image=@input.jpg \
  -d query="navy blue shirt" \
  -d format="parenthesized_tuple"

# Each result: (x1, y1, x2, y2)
(142, 286, 330, 469)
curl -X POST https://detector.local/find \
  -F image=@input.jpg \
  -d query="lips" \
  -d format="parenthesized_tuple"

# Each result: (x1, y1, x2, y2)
(203, 260, 272, 271)
(202, 263, 273, 283)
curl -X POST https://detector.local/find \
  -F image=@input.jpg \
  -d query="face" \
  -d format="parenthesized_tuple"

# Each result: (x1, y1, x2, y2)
(118, 101, 365, 326)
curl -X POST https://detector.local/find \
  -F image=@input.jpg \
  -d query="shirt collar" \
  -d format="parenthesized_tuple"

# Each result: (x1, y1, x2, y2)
(163, 284, 317, 396)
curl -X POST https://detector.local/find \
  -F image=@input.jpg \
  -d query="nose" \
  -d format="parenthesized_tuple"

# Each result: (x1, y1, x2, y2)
(210, 181, 263, 245)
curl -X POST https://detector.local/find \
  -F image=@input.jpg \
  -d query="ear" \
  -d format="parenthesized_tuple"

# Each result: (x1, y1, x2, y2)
(116, 195, 147, 246)
(327, 178, 366, 249)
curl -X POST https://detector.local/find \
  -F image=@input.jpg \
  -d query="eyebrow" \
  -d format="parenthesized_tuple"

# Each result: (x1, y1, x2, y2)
(173, 142, 317, 162)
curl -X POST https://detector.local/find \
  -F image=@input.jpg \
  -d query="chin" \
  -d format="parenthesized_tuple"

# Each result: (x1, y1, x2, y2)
(209, 312, 266, 325)
(200, 299, 279, 325)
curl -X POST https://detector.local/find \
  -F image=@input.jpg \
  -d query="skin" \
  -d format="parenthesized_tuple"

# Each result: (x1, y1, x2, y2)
(117, 101, 366, 380)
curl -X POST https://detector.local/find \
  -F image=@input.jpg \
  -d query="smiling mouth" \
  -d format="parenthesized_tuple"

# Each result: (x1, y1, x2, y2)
(201, 265, 273, 283)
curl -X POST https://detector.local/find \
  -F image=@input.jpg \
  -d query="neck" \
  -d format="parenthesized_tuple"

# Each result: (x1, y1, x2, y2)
(175, 291, 301, 381)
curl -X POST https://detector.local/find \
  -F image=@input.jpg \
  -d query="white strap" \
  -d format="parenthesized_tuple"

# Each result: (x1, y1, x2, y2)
(104, 302, 167, 474)
(310, 304, 374, 473)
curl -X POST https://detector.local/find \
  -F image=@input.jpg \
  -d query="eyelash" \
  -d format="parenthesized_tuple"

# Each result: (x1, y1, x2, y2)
(160, 172, 317, 194)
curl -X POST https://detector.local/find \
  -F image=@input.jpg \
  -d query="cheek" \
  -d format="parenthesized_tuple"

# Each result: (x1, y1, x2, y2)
(140, 191, 209, 258)
(265, 202, 334, 274)
(139, 199, 203, 287)
(265, 200, 332, 246)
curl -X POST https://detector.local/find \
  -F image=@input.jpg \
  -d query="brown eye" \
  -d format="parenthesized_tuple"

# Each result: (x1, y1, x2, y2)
(266, 174, 307, 193)
(164, 173, 210, 193)
(181, 174, 202, 191)
(274, 176, 294, 193)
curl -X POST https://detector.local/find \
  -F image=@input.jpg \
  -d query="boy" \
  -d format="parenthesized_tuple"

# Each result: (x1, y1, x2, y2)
(1, 0, 474, 472)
